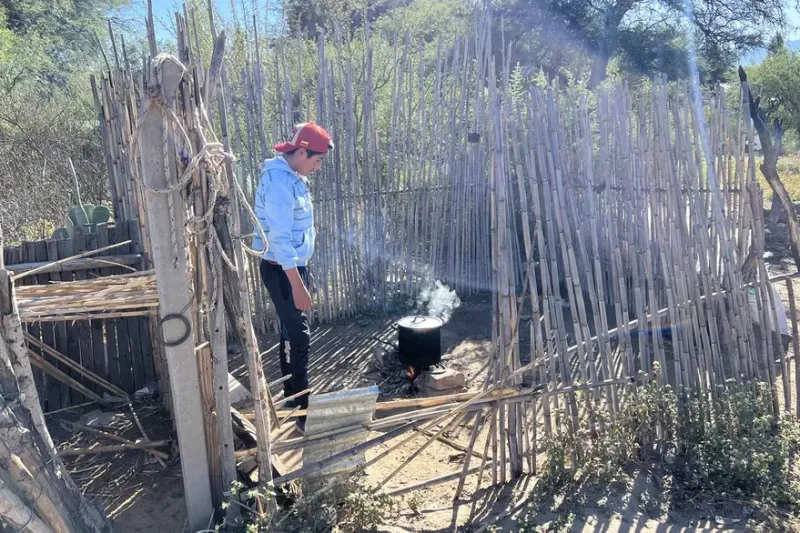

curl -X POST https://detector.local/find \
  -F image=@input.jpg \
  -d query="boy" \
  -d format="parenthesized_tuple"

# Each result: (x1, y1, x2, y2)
(252, 122, 333, 434)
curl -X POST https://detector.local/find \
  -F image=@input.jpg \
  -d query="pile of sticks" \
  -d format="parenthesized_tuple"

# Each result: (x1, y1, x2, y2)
(15, 271, 157, 323)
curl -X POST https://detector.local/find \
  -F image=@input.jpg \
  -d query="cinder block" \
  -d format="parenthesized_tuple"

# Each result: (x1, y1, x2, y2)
(422, 368, 465, 391)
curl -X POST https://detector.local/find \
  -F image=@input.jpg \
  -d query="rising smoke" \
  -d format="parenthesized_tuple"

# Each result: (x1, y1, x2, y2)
(416, 280, 461, 323)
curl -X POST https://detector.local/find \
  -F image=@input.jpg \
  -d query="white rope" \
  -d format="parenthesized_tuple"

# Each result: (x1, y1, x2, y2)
(233, 175, 270, 258)
(130, 78, 272, 344)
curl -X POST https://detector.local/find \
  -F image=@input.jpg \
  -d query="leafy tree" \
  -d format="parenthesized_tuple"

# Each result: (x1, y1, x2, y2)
(0, 0, 125, 242)
(767, 32, 785, 56)
(493, 0, 785, 87)
(0, 0, 125, 90)
(284, 0, 411, 38)
(747, 44, 800, 141)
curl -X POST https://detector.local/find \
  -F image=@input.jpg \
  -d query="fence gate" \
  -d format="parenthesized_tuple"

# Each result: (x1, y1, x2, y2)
(3, 221, 162, 412)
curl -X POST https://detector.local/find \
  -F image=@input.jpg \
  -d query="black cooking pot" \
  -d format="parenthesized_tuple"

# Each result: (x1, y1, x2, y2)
(395, 315, 443, 369)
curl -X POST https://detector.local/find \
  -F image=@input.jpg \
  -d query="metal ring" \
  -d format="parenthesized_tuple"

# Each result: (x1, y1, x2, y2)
(157, 313, 191, 347)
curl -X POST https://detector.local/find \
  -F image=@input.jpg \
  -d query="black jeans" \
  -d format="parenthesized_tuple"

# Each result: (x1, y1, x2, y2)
(259, 261, 311, 413)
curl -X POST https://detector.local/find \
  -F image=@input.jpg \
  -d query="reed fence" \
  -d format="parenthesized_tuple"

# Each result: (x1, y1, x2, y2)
(88, 2, 799, 507)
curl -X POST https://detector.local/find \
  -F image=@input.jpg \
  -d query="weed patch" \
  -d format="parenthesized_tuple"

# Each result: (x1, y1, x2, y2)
(212, 477, 398, 532)
(517, 372, 800, 531)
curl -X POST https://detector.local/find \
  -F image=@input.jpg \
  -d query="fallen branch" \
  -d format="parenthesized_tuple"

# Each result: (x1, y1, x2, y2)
(28, 350, 111, 407)
(273, 388, 310, 409)
(245, 387, 523, 421)
(61, 421, 169, 461)
(25, 332, 129, 399)
(59, 440, 170, 457)
(415, 427, 488, 461)
(6, 254, 141, 277)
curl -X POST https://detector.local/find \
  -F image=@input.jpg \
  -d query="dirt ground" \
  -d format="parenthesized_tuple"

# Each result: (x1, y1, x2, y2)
(48, 219, 800, 532)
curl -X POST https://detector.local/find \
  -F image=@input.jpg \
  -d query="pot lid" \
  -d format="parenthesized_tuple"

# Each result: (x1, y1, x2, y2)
(397, 315, 443, 329)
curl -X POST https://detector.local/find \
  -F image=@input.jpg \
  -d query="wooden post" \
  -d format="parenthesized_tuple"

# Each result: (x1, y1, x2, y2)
(215, 135, 278, 513)
(0, 273, 56, 458)
(206, 38, 277, 515)
(137, 55, 213, 531)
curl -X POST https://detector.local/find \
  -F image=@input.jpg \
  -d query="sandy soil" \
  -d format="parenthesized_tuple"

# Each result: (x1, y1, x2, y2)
(47, 404, 188, 532)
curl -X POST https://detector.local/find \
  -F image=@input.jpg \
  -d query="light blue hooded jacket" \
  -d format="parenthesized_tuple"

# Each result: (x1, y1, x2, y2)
(252, 157, 315, 269)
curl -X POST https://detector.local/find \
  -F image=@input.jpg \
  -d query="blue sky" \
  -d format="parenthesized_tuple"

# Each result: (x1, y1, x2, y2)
(785, 6, 800, 40)
(115, 0, 283, 41)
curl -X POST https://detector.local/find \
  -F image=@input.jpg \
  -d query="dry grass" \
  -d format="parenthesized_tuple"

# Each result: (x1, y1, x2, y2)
(769, 153, 800, 203)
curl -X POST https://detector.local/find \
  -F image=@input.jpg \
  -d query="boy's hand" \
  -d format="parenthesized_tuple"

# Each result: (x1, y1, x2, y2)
(285, 268, 313, 311)
(292, 283, 313, 311)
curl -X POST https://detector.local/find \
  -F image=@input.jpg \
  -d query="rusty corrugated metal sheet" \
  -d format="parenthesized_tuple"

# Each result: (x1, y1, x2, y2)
(303, 386, 379, 479)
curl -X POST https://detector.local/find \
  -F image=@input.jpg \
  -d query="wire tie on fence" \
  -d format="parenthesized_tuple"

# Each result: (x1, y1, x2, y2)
(157, 313, 192, 347)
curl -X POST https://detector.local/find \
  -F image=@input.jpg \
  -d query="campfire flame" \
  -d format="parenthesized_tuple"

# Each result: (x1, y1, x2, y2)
(407, 366, 417, 381)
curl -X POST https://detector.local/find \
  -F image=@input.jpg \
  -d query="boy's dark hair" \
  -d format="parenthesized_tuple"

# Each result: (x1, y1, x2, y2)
(284, 148, 326, 158)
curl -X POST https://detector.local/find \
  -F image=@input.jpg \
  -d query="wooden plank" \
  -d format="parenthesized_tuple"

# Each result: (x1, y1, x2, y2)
(36, 240, 61, 412)
(90, 319, 105, 392)
(56, 238, 82, 406)
(33, 240, 51, 411)
(46, 239, 69, 411)
(129, 220, 156, 386)
(72, 227, 94, 399)
(22, 241, 44, 409)
(96, 224, 112, 279)
(0, 268, 11, 315)
(91, 226, 110, 388)
(106, 316, 121, 390)
(73, 228, 98, 393)
(82, 232, 101, 392)
(4, 255, 142, 275)
(138, 316, 155, 385)
(115, 223, 137, 393)
(59, 440, 170, 457)
(106, 226, 122, 389)
(5, 246, 19, 267)
(97, 224, 116, 392)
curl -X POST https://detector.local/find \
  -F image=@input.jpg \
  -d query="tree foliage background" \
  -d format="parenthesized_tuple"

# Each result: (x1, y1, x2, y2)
(0, 0, 793, 244)
(0, 0, 123, 243)
(747, 35, 800, 144)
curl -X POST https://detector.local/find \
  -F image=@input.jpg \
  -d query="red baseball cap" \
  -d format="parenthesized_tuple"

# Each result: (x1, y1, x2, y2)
(274, 122, 334, 154)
